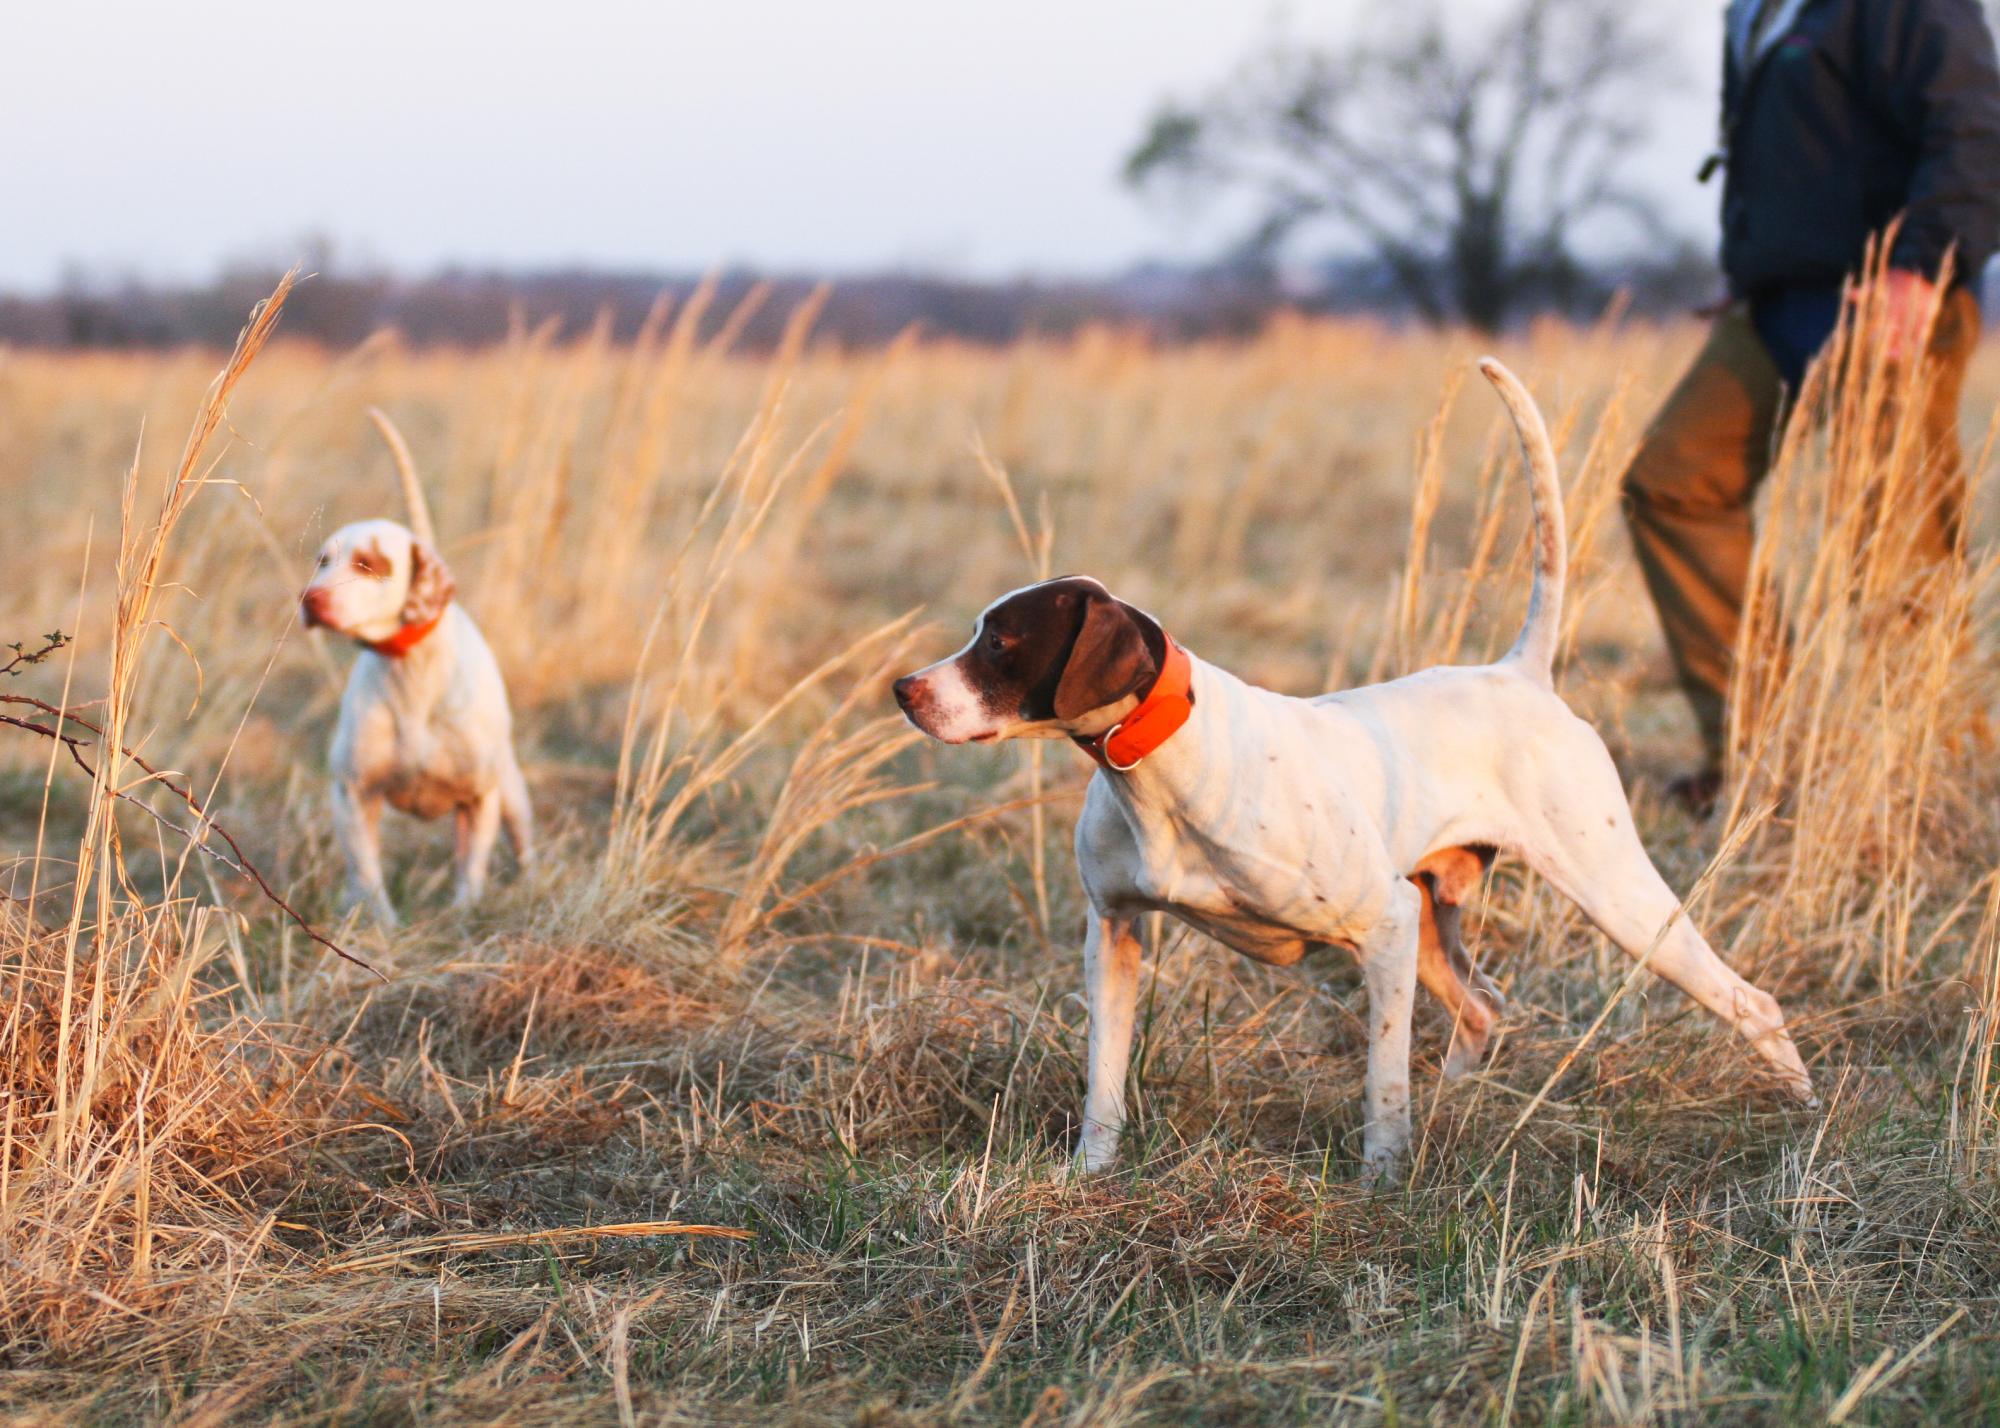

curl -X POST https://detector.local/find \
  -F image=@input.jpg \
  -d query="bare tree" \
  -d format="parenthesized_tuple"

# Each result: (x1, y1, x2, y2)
(1126, 0, 1676, 330)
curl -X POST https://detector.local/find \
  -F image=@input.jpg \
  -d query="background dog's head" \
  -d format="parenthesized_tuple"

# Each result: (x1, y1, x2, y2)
(894, 576, 1165, 743)
(300, 518, 456, 646)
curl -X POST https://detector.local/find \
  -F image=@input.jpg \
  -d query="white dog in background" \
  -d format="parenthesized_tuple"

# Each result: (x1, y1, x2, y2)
(300, 412, 532, 927)
(893, 360, 1813, 1182)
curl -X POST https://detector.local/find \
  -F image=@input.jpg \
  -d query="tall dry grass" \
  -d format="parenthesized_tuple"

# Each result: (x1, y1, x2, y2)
(1723, 263, 2000, 997)
(0, 284, 1997, 1422)
(0, 275, 357, 1369)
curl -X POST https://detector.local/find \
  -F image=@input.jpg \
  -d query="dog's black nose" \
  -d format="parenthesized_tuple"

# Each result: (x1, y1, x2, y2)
(892, 675, 918, 711)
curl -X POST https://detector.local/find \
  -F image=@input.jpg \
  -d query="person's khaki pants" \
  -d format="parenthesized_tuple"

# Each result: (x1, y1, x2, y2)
(1620, 289, 1979, 765)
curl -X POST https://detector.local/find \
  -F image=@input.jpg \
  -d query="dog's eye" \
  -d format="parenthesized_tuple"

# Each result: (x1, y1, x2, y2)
(316, 554, 330, 568)
(353, 553, 387, 578)
(985, 628, 1008, 655)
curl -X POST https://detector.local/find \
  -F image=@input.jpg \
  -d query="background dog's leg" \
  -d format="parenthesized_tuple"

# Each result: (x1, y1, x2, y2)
(333, 781, 398, 929)
(499, 751, 534, 870)
(1357, 880, 1422, 1184)
(453, 789, 504, 909)
(1076, 912, 1141, 1173)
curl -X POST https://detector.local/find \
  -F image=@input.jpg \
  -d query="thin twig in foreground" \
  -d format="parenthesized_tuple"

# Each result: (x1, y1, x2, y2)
(0, 689, 384, 981)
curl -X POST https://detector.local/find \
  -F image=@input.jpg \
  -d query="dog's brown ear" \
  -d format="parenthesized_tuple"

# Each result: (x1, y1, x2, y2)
(1053, 595, 1160, 720)
(399, 539, 456, 627)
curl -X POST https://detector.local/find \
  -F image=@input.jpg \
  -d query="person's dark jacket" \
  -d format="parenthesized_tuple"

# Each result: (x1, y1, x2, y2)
(1721, 0, 2000, 295)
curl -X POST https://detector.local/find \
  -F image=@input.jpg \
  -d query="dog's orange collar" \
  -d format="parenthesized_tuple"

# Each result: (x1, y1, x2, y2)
(1072, 636, 1195, 772)
(363, 611, 444, 658)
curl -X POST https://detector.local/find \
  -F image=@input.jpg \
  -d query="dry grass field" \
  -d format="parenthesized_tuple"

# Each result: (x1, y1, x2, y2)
(4, 278, 2000, 1424)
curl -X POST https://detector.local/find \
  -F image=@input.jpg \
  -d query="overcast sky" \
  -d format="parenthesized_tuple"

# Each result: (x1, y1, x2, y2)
(1, 1, 1721, 293)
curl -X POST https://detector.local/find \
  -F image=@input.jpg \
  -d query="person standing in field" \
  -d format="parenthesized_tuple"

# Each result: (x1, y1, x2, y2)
(1622, 0, 2000, 812)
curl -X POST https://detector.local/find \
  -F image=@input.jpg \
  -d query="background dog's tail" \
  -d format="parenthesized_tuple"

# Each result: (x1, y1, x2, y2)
(1478, 358, 1565, 686)
(366, 406, 439, 549)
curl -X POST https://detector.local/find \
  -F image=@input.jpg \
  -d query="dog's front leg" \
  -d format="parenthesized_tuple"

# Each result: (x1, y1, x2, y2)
(1357, 880, 1422, 1184)
(499, 750, 534, 870)
(1076, 912, 1142, 1173)
(333, 779, 398, 929)
(453, 788, 504, 909)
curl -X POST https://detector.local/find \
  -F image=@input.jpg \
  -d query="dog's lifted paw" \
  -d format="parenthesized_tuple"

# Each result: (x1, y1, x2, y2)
(1441, 1017, 1499, 1081)
(1441, 1041, 1487, 1081)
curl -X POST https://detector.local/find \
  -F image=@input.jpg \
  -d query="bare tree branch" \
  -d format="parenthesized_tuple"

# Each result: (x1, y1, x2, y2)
(1126, 0, 1678, 329)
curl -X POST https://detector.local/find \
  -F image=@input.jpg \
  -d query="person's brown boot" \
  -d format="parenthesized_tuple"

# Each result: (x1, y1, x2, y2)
(1666, 765, 1725, 819)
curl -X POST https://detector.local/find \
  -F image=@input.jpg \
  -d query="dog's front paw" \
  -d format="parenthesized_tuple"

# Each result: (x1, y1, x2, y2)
(1074, 1129, 1121, 1174)
(1358, 1134, 1408, 1189)
(1358, 1154, 1404, 1189)
(350, 890, 400, 932)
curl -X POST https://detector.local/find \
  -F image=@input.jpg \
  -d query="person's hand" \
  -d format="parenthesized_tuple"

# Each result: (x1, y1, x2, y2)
(1877, 268, 1940, 362)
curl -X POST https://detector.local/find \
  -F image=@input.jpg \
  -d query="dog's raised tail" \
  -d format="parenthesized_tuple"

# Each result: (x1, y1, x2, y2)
(366, 406, 438, 550)
(1477, 358, 1565, 686)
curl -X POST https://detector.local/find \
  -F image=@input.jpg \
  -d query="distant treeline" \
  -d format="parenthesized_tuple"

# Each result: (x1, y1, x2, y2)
(0, 252, 1730, 350)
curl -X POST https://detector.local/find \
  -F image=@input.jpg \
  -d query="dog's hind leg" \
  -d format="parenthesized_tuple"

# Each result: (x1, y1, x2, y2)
(1516, 741, 1814, 1102)
(1076, 912, 1143, 1173)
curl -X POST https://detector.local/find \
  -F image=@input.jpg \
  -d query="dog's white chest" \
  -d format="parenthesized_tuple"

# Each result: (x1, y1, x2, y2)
(1082, 778, 1387, 967)
(339, 668, 497, 820)
(1150, 892, 1323, 966)
(1153, 845, 1378, 963)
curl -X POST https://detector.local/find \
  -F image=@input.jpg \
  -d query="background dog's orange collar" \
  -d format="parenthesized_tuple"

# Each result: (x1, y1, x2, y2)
(1072, 636, 1195, 772)
(364, 611, 444, 658)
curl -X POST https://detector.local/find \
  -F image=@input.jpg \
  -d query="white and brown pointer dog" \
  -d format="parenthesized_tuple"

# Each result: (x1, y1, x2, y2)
(894, 360, 1813, 1182)
(300, 414, 532, 927)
